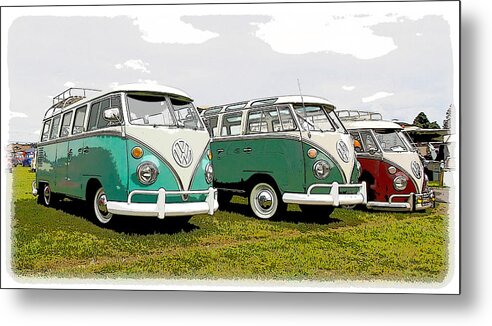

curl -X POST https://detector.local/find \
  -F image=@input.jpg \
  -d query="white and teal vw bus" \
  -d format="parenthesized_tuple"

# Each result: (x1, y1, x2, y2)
(32, 84, 218, 224)
(337, 110, 435, 211)
(201, 96, 367, 219)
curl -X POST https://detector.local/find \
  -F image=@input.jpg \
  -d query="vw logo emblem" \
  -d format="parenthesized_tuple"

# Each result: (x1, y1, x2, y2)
(172, 139, 193, 168)
(337, 140, 350, 163)
(411, 160, 422, 179)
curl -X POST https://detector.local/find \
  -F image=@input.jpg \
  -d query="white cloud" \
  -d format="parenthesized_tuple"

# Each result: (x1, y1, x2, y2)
(137, 79, 158, 85)
(131, 14, 218, 44)
(342, 85, 355, 91)
(115, 59, 150, 73)
(362, 91, 394, 103)
(9, 111, 28, 119)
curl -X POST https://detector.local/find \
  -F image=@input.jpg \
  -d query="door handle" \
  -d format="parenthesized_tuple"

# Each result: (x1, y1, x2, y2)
(67, 149, 73, 156)
(243, 147, 252, 153)
(217, 149, 224, 154)
(82, 146, 89, 154)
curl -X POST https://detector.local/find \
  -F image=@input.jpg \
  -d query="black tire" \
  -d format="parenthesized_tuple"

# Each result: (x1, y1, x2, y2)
(299, 205, 335, 218)
(249, 182, 286, 220)
(37, 183, 59, 207)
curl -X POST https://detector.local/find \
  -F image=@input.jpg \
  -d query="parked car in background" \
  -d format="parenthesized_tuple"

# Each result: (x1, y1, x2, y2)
(202, 95, 366, 219)
(338, 110, 435, 211)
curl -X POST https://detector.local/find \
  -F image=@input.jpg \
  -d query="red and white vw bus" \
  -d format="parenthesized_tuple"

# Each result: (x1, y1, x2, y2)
(338, 110, 435, 211)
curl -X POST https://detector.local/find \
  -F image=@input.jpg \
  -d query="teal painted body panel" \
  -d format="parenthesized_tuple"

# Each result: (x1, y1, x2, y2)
(125, 139, 211, 204)
(36, 134, 212, 205)
(80, 134, 128, 201)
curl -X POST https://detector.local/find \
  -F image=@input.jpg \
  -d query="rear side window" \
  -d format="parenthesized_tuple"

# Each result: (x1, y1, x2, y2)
(72, 106, 87, 135)
(221, 112, 242, 136)
(41, 120, 52, 141)
(60, 111, 73, 137)
(204, 116, 218, 137)
(49, 116, 61, 140)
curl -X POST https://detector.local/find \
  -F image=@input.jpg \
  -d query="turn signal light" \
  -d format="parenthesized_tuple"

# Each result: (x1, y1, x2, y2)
(131, 146, 143, 159)
(307, 148, 318, 159)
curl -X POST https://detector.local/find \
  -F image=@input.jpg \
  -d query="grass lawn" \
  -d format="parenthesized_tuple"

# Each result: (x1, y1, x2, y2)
(9, 166, 449, 282)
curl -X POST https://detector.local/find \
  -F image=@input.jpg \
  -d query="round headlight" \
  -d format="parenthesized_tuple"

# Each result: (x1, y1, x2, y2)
(136, 161, 159, 185)
(313, 160, 330, 179)
(411, 160, 422, 179)
(393, 175, 408, 191)
(205, 163, 214, 184)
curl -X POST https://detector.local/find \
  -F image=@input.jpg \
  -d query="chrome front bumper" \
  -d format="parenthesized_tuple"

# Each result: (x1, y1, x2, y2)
(282, 182, 367, 206)
(106, 187, 218, 219)
(366, 190, 435, 211)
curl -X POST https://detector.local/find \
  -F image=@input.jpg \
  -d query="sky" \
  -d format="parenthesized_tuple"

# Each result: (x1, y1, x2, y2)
(2, 1, 459, 143)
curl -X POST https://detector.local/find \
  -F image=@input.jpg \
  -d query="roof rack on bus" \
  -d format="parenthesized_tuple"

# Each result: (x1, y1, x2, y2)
(337, 109, 383, 121)
(44, 87, 101, 119)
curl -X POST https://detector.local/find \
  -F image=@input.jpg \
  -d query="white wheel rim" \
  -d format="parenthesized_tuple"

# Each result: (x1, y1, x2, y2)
(94, 187, 112, 224)
(43, 185, 51, 205)
(250, 183, 278, 219)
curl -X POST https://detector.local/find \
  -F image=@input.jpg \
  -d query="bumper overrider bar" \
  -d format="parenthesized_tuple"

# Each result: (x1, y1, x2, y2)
(366, 190, 435, 211)
(282, 182, 367, 206)
(106, 187, 218, 219)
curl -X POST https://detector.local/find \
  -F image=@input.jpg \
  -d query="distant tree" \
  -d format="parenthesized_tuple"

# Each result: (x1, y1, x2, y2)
(443, 104, 453, 129)
(413, 111, 440, 129)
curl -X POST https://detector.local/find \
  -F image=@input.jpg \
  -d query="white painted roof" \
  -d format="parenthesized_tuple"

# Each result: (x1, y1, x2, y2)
(273, 95, 334, 107)
(111, 83, 192, 100)
(205, 95, 335, 115)
(343, 119, 403, 130)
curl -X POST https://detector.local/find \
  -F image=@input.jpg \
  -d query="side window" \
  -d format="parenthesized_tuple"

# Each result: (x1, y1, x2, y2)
(88, 102, 100, 131)
(49, 116, 61, 140)
(204, 116, 218, 137)
(72, 106, 87, 135)
(278, 106, 297, 131)
(359, 130, 378, 152)
(247, 110, 267, 134)
(220, 112, 242, 136)
(60, 111, 73, 137)
(96, 98, 111, 129)
(41, 120, 52, 142)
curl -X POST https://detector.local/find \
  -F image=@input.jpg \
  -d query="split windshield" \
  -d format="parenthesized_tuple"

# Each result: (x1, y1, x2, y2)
(294, 105, 345, 133)
(126, 93, 203, 130)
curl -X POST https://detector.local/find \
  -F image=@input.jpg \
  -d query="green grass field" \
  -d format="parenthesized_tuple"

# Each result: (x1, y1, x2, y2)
(9, 166, 449, 281)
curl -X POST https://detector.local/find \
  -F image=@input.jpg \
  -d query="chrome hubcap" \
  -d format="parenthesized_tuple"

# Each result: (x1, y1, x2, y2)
(97, 193, 108, 214)
(257, 190, 273, 210)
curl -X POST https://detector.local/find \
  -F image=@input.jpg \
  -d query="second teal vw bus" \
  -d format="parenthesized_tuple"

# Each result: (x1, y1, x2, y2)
(202, 95, 367, 219)
(32, 84, 218, 225)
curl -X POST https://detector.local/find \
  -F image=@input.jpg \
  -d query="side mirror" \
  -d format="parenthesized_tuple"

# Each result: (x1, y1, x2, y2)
(103, 108, 121, 122)
(368, 147, 377, 155)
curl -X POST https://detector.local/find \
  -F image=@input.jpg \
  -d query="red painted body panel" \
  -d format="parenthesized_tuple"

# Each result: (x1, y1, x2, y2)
(358, 157, 417, 202)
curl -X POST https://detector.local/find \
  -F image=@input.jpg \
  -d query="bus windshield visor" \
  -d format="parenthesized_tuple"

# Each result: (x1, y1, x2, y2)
(294, 105, 335, 132)
(373, 129, 409, 152)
